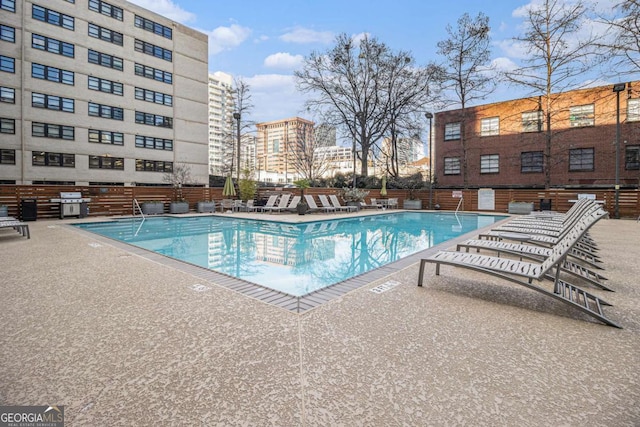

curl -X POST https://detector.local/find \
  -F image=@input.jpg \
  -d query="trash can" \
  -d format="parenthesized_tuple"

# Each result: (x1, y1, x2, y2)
(20, 198, 37, 221)
(539, 198, 552, 211)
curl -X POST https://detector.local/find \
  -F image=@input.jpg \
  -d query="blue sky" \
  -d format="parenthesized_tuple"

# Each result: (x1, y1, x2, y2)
(129, 0, 638, 124)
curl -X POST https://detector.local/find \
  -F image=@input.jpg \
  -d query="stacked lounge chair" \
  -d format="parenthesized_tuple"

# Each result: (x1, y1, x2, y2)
(417, 199, 620, 328)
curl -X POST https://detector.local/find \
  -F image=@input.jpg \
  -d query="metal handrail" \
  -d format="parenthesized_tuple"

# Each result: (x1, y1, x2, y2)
(133, 198, 145, 219)
(455, 197, 464, 214)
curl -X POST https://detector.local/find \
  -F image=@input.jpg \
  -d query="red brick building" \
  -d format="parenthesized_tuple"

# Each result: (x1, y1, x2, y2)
(434, 82, 640, 189)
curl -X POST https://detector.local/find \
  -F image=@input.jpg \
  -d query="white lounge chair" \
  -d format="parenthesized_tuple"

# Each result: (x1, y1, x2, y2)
(329, 194, 357, 212)
(0, 219, 30, 239)
(417, 208, 620, 328)
(259, 195, 279, 212)
(317, 195, 337, 213)
(263, 194, 291, 213)
(303, 195, 321, 213)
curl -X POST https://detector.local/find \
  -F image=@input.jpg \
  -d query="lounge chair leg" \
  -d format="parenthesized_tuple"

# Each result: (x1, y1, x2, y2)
(418, 260, 426, 286)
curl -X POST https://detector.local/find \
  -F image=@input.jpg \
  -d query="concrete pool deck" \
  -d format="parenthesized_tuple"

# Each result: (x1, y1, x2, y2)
(0, 212, 638, 426)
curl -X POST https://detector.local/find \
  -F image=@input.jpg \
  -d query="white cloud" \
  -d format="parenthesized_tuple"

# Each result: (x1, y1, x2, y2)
(203, 24, 252, 55)
(280, 27, 334, 44)
(127, 0, 196, 24)
(264, 52, 304, 70)
(491, 56, 519, 73)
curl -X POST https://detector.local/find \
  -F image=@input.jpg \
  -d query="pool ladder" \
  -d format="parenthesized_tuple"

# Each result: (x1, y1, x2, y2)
(133, 199, 146, 219)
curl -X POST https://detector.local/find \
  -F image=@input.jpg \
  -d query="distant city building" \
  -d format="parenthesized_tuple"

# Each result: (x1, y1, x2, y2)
(435, 81, 640, 188)
(255, 117, 314, 184)
(0, 0, 209, 186)
(207, 71, 235, 177)
(377, 136, 425, 176)
(315, 146, 357, 178)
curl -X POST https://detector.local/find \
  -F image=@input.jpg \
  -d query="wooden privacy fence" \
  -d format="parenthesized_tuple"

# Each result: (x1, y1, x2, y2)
(0, 185, 639, 219)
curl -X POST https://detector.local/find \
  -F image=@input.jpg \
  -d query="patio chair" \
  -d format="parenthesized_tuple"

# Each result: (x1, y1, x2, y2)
(285, 195, 301, 212)
(303, 195, 321, 213)
(244, 199, 258, 212)
(232, 199, 244, 212)
(417, 208, 620, 328)
(259, 195, 279, 212)
(329, 194, 358, 212)
(317, 195, 337, 213)
(370, 198, 383, 209)
(263, 194, 291, 214)
(455, 209, 611, 291)
(387, 198, 398, 209)
(0, 219, 30, 239)
(220, 199, 234, 212)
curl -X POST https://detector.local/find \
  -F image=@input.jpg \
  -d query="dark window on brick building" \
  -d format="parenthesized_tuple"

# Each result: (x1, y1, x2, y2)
(521, 151, 543, 173)
(569, 148, 594, 171)
(626, 146, 640, 170)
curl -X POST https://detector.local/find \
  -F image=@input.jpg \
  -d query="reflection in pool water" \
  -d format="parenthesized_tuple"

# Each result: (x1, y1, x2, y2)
(74, 212, 505, 296)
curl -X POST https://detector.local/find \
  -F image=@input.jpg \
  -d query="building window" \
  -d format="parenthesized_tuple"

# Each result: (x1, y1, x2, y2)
(1, 117, 15, 134)
(443, 157, 461, 175)
(521, 151, 543, 173)
(89, 129, 124, 145)
(0, 55, 14, 73)
(0, 86, 15, 103)
(628, 99, 640, 122)
(88, 49, 123, 71)
(134, 15, 172, 39)
(32, 34, 74, 57)
(89, 155, 124, 170)
(32, 63, 74, 85)
(480, 117, 500, 136)
(522, 111, 542, 133)
(32, 5, 74, 30)
(88, 0, 123, 21)
(134, 39, 172, 62)
(569, 104, 595, 127)
(32, 93, 75, 112)
(569, 148, 594, 171)
(135, 159, 173, 172)
(135, 111, 172, 128)
(88, 102, 123, 120)
(88, 23, 123, 46)
(88, 76, 123, 95)
(444, 122, 461, 141)
(134, 63, 172, 84)
(625, 145, 640, 170)
(32, 152, 75, 167)
(480, 154, 499, 173)
(32, 122, 75, 140)
(135, 135, 173, 150)
(135, 87, 172, 106)
(1, 149, 16, 164)
(1, 0, 15, 12)
(1, 24, 15, 42)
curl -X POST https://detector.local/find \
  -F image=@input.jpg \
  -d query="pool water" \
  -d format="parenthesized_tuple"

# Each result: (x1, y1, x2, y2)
(73, 212, 505, 296)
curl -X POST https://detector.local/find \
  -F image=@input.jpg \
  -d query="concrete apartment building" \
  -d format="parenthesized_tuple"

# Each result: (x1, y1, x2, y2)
(255, 117, 314, 184)
(435, 81, 640, 189)
(207, 71, 234, 177)
(0, 0, 209, 186)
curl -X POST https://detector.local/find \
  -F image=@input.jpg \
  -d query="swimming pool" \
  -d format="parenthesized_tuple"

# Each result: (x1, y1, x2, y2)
(74, 212, 506, 297)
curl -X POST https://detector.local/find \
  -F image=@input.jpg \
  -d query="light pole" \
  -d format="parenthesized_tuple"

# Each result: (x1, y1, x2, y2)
(233, 112, 241, 182)
(613, 83, 625, 219)
(354, 111, 363, 188)
(425, 112, 434, 209)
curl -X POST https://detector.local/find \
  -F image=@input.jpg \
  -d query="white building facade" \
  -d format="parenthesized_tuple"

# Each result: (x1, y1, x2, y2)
(207, 71, 234, 177)
(0, 0, 209, 186)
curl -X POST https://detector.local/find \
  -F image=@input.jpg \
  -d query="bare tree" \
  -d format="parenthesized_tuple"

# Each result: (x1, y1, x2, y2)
(437, 12, 494, 189)
(504, 0, 605, 188)
(602, 0, 640, 74)
(225, 77, 254, 180)
(288, 122, 334, 181)
(295, 33, 441, 177)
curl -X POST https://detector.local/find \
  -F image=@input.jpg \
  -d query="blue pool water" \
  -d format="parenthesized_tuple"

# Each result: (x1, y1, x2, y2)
(73, 212, 505, 296)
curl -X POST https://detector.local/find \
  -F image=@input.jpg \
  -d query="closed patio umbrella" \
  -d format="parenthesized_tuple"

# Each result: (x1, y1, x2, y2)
(222, 175, 236, 197)
(380, 175, 387, 197)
